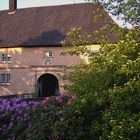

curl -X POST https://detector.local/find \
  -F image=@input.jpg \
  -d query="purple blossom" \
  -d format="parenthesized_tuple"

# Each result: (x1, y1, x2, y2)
(42, 97, 50, 105)
(56, 96, 63, 103)
(33, 102, 39, 107)
(8, 122, 14, 129)
(0, 94, 77, 139)
(55, 93, 69, 103)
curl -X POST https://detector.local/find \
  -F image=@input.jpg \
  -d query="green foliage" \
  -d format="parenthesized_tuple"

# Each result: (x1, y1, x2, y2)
(63, 20, 140, 139)
(88, 0, 140, 26)
(104, 0, 140, 25)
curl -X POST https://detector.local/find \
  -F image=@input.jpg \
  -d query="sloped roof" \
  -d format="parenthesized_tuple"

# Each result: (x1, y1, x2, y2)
(0, 3, 115, 48)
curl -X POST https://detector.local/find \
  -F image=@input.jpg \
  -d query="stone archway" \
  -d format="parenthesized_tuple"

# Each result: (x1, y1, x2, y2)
(36, 73, 59, 97)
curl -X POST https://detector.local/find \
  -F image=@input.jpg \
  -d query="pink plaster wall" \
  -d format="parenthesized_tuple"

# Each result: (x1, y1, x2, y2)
(0, 47, 84, 96)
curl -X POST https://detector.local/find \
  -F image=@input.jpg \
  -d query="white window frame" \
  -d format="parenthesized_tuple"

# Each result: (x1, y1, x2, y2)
(44, 51, 53, 58)
(2, 53, 12, 63)
(43, 51, 53, 66)
(1, 73, 11, 85)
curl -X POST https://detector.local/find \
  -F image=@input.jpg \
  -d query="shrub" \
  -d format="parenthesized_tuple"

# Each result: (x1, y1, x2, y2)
(0, 98, 40, 140)
(63, 25, 140, 139)
(18, 94, 85, 140)
(0, 94, 82, 140)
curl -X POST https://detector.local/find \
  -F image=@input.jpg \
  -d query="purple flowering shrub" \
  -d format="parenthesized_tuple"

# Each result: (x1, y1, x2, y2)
(0, 98, 40, 140)
(0, 93, 78, 140)
(22, 93, 84, 140)
(42, 93, 77, 106)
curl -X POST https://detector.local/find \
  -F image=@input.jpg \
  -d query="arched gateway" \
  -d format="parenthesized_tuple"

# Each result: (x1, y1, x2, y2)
(36, 73, 59, 97)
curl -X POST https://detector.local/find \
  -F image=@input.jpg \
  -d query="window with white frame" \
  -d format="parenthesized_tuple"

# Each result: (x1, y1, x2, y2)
(2, 53, 12, 63)
(44, 51, 53, 58)
(43, 51, 53, 66)
(1, 73, 11, 85)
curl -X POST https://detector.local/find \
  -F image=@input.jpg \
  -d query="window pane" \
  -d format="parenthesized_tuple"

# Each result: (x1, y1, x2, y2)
(49, 52, 53, 57)
(6, 74, 11, 84)
(44, 52, 53, 58)
(2, 54, 6, 62)
(1, 74, 11, 85)
(7, 54, 12, 62)
(1, 74, 6, 84)
(2, 53, 12, 62)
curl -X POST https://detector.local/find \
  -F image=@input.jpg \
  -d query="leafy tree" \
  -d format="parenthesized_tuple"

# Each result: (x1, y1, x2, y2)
(85, 0, 140, 26)
(62, 1, 140, 139)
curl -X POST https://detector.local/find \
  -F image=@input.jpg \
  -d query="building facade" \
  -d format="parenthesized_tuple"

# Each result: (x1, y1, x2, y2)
(0, 47, 85, 96)
(0, 0, 115, 97)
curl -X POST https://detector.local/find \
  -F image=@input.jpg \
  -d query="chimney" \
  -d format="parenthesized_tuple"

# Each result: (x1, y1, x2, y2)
(9, 0, 17, 14)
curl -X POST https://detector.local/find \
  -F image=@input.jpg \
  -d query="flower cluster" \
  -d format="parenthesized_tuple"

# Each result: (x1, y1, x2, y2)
(42, 93, 77, 105)
(0, 98, 40, 139)
(56, 93, 69, 103)
(0, 93, 77, 139)
(42, 97, 50, 105)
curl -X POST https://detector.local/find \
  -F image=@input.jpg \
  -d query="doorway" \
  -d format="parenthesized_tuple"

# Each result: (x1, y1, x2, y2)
(36, 73, 59, 97)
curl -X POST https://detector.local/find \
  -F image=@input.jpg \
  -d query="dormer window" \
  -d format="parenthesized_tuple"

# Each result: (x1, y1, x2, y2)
(2, 53, 12, 63)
